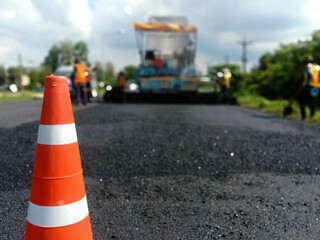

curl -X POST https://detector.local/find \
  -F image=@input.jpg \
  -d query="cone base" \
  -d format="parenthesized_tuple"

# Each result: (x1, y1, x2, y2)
(25, 215, 93, 240)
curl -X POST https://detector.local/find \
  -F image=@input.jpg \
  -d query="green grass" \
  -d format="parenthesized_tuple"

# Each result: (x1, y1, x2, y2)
(234, 91, 320, 124)
(2, 88, 320, 123)
(198, 84, 214, 91)
(0, 90, 43, 103)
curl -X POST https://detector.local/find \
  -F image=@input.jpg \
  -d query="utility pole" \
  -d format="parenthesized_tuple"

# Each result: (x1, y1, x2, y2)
(225, 55, 229, 64)
(1, 64, 7, 85)
(18, 53, 23, 91)
(238, 36, 252, 88)
(205, 61, 212, 75)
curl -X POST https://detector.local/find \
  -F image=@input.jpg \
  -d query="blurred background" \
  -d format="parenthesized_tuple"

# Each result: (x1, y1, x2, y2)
(1, 0, 320, 117)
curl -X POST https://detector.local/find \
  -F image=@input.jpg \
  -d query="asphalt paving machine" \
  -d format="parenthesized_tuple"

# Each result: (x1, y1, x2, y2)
(133, 16, 198, 94)
(104, 16, 236, 104)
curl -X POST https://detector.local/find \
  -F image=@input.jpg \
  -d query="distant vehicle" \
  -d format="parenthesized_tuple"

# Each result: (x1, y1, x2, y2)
(104, 16, 236, 104)
(0, 83, 18, 93)
(133, 16, 199, 93)
(53, 65, 75, 100)
(0, 83, 9, 91)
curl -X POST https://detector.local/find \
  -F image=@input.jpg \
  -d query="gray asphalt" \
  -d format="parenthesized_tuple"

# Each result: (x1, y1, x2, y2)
(1, 103, 320, 239)
(0, 100, 97, 128)
(0, 100, 43, 128)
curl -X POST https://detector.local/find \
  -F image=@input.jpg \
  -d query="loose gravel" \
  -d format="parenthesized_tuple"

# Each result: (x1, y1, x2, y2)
(1, 104, 320, 239)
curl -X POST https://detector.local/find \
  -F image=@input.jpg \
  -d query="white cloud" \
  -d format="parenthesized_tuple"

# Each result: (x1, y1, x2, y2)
(126, 0, 144, 6)
(68, 0, 92, 38)
(304, 0, 320, 29)
(124, 5, 133, 15)
(32, 0, 92, 38)
(0, 10, 16, 20)
(0, 36, 20, 65)
(31, 0, 70, 25)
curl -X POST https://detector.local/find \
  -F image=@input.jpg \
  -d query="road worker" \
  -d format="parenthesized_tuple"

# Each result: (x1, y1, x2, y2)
(298, 56, 320, 120)
(220, 68, 232, 93)
(73, 58, 88, 106)
(117, 71, 126, 103)
(86, 63, 93, 102)
(117, 71, 126, 88)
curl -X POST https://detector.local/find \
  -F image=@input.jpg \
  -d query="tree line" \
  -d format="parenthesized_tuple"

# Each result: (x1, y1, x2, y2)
(0, 39, 138, 90)
(247, 30, 320, 99)
(207, 30, 320, 100)
(3, 30, 320, 97)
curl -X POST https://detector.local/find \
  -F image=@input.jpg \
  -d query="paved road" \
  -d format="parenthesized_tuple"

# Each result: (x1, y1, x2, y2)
(1, 103, 320, 239)
(0, 100, 97, 128)
(0, 100, 43, 128)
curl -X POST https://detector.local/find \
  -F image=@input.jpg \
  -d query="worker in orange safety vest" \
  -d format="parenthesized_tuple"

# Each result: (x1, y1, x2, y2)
(73, 58, 88, 106)
(298, 56, 320, 120)
(116, 71, 126, 103)
(117, 71, 126, 88)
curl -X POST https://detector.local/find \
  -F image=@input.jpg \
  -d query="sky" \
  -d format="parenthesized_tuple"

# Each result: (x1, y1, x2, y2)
(0, 0, 319, 74)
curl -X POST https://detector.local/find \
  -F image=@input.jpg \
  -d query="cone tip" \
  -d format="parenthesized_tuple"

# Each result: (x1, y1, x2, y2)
(40, 75, 74, 125)
(45, 76, 69, 92)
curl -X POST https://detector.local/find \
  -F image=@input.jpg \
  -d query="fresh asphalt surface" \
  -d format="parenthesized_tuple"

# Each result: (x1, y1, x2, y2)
(1, 101, 320, 239)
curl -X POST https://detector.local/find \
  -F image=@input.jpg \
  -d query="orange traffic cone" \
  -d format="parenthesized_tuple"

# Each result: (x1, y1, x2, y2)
(25, 76, 93, 239)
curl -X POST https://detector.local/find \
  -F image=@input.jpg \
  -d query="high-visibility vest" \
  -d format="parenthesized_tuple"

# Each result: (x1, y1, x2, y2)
(86, 68, 92, 83)
(304, 63, 320, 88)
(221, 72, 232, 88)
(118, 74, 125, 87)
(74, 63, 88, 84)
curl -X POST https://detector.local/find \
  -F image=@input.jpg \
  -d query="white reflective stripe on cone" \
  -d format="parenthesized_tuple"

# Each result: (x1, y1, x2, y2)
(27, 196, 89, 227)
(37, 123, 78, 145)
